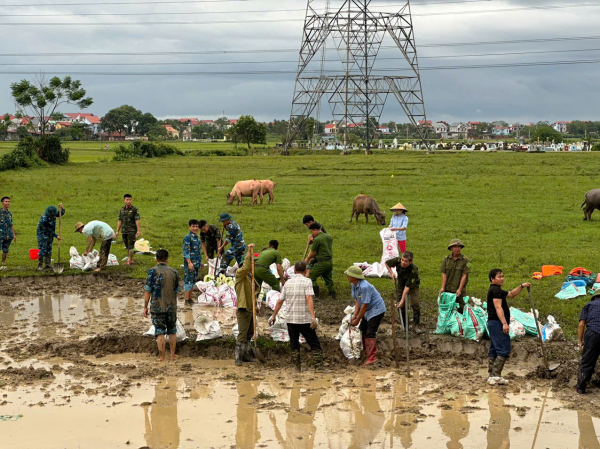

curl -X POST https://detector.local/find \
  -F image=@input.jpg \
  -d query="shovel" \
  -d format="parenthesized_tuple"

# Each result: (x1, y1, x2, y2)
(53, 205, 65, 274)
(251, 257, 265, 363)
(527, 287, 560, 372)
(302, 240, 311, 260)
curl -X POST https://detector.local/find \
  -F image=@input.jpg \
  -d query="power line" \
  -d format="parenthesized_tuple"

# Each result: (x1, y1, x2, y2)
(1, 34, 600, 57)
(3, 47, 600, 65)
(0, 2, 596, 24)
(0, 57, 599, 75)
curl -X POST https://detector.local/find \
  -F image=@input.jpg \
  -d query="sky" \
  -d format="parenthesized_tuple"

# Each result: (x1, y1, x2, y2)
(0, 0, 599, 124)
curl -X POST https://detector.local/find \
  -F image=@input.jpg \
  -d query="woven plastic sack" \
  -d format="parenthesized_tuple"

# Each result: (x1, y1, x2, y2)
(264, 310, 305, 343)
(195, 315, 223, 341)
(144, 319, 188, 342)
(460, 304, 487, 342)
(509, 315, 526, 340)
(335, 305, 355, 340)
(107, 254, 119, 267)
(510, 307, 539, 336)
(266, 290, 282, 311)
(198, 285, 219, 306)
(542, 315, 563, 342)
(218, 285, 237, 308)
(341, 325, 362, 359)
(435, 292, 458, 334)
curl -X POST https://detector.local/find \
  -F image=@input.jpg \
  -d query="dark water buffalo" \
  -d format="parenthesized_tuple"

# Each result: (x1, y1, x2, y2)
(582, 189, 600, 221)
(350, 194, 386, 225)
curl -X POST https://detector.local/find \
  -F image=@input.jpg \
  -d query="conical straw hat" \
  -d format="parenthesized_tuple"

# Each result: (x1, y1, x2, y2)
(134, 239, 151, 253)
(390, 203, 407, 212)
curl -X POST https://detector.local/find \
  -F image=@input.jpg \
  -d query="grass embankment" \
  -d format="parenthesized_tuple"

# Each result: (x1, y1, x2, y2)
(0, 150, 599, 338)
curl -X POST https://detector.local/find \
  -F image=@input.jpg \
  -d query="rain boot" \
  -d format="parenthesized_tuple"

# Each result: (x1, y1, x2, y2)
(292, 350, 301, 372)
(363, 339, 377, 366)
(313, 286, 320, 298)
(44, 255, 52, 271)
(577, 369, 588, 394)
(37, 259, 44, 272)
(488, 357, 496, 377)
(242, 342, 257, 363)
(235, 343, 243, 366)
(312, 351, 324, 372)
(488, 356, 508, 385)
(413, 310, 424, 334)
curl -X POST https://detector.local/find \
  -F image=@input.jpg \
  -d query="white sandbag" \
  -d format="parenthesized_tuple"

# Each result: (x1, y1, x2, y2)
(107, 254, 119, 267)
(266, 290, 282, 311)
(282, 258, 291, 271)
(509, 315, 526, 339)
(198, 285, 220, 306)
(266, 311, 305, 343)
(335, 305, 355, 340)
(143, 319, 188, 342)
(195, 280, 216, 294)
(542, 315, 564, 342)
(218, 285, 237, 308)
(195, 315, 223, 341)
(268, 258, 290, 280)
(69, 246, 79, 258)
(226, 262, 239, 277)
(70, 255, 85, 269)
(340, 326, 362, 359)
(380, 228, 399, 264)
(207, 258, 218, 276)
(284, 267, 295, 280)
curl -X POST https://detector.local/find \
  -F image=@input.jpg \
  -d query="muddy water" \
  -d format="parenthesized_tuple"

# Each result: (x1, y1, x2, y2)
(2, 365, 600, 448)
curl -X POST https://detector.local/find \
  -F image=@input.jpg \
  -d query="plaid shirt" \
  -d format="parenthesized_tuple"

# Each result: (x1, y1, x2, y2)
(581, 299, 600, 335)
(281, 274, 315, 324)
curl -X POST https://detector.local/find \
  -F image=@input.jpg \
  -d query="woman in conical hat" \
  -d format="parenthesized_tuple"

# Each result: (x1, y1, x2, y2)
(389, 203, 408, 254)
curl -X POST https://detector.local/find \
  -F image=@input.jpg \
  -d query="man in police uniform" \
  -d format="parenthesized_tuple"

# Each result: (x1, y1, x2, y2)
(439, 239, 471, 313)
(116, 194, 140, 265)
(217, 213, 247, 275)
(0, 196, 16, 270)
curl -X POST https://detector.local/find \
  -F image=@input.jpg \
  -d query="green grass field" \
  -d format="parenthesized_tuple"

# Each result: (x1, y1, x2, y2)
(1, 149, 599, 338)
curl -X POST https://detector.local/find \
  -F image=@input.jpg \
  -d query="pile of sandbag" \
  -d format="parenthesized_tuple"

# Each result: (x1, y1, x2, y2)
(263, 290, 305, 343)
(338, 305, 362, 359)
(143, 319, 188, 341)
(195, 279, 237, 308)
(69, 247, 118, 271)
(352, 229, 398, 278)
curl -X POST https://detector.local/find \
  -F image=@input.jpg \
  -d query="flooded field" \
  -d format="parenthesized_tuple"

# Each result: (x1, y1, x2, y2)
(0, 285, 599, 448)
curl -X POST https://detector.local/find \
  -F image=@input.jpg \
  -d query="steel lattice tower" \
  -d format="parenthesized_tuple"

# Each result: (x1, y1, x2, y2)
(283, 0, 429, 153)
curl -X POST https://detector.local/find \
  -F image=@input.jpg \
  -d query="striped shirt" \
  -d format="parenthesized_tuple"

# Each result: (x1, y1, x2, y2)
(281, 274, 315, 324)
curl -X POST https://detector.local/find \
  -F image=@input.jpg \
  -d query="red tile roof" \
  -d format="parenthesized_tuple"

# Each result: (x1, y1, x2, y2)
(325, 124, 336, 129)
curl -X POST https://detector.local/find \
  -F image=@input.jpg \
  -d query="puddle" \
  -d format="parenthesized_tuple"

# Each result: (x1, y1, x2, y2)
(1, 367, 599, 448)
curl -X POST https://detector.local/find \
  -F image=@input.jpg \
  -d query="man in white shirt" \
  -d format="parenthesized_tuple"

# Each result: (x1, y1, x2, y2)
(269, 261, 323, 372)
(75, 220, 116, 272)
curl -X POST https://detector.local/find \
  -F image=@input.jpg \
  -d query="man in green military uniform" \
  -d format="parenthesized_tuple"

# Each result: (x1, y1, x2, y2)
(116, 194, 140, 265)
(386, 251, 423, 334)
(305, 223, 336, 299)
(440, 239, 471, 313)
(234, 244, 258, 366)
(254, 240, 285, 292)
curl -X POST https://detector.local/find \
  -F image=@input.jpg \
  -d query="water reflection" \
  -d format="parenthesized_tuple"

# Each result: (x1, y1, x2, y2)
(487, 390, 510, 449)
(236, 381, 261, 448)
(439, 394, 470, 449)
(0, 297, 15, 326)
(143, 378, 181, 449)
(384, 376, 418, 447)
(579, 410, 600, 449)
(349, 372, 385, 448)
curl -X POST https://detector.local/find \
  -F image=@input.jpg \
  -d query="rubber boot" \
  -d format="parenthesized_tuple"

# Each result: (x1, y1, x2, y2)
(489, 356, 508, 385)
(313, 286, 320, 298)
(242, 342, 257, 363)
(488, 357, 497, 377)
(44, 255, 52, 270)
(363, 338, 377, 366)
(577, 369, 588, 394)
(37, 259, 44, 272)
(329, 291, 337, 300)
(312, 351, 325, 372)
(292, 350, 301, 372)
(235, 343, 243, 366)
(413, 310, 424, 334)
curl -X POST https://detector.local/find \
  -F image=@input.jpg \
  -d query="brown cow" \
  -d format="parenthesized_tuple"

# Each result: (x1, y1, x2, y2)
(258, 180, 275, 205)
(227, 179, 262, 206)
(350, 194, 386, 225)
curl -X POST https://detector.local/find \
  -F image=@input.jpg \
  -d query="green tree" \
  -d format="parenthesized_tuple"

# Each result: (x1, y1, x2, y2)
(210, 129, 224, 140)
(192, 123, 213, 139)
(0, 114, 10, 140)
(230, 115, 267, 150)
(215, 117, 229, 131)
(530, 124, 562, 142)
(101, 105, 141, 135)
(147, 125, 168, 141)
(137, 112, 157, 136)
(17, 125, 29, 138)
(10, 75, 92, 139)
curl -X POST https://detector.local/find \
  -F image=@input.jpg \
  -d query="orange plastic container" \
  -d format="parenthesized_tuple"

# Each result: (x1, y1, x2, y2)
(29, 249, 39, 260)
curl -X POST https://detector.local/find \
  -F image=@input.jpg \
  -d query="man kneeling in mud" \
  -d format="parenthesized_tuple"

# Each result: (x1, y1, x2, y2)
(144, 249, 181, 362)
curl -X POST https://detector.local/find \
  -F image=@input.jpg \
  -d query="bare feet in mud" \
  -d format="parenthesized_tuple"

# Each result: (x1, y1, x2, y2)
(171, 355, 179, 362)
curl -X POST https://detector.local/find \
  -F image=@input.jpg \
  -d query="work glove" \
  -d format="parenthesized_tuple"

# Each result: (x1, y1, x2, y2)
(310, 318, 318, 330)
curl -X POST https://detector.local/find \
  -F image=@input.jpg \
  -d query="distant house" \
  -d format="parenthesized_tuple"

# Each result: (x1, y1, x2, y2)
(418, 120, 433, 128)
(468, 121, 480, 129)
(100, 132, 126, 141)
(449, 122, 468, 134)
(378, 126, 390, 135)
(179, 118, 200, 126)
(492, 126, 510, 136)
(182, 126, 192, 141)
(324, 124, 337, 135)
(64, 113, 101, 134)
(552, 122, 568, 133)
(162, 125, 180, 139)
(200, 120, 215, 126)
(434, 122, 448, 135)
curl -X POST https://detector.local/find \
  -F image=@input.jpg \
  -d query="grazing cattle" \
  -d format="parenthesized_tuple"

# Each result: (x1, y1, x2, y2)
(227, 180, 262, 206)
(350, 194, 386, 225)
(582, 189, 600, 221)
(258, 180, 275, 205)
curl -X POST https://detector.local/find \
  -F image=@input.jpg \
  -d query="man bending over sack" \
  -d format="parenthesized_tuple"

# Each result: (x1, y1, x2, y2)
(143, 249, 181, 362)
(269, 261, 323, 372)
(74, 220, 116, 272)
(234, 244, 258, 366)
(487, 268, 530, 386)
(577, 289, 600, 394)
(345, 266, 386, 366)
(254, 239, 286, 292)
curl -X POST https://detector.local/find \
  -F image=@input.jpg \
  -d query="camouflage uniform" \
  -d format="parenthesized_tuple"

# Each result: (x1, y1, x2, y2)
(182, 231, 202, 292)
(0, 208, 14, 254)
(36, 206, 65, 260)
(118, 205, 140, 250)
(219, 220, 247, 274)
(145, 263, 181, 336)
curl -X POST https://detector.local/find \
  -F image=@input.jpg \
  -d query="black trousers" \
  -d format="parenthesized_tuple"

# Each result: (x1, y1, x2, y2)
(359, 312, 385, 339)
(287, 323, 322, 352)
(578, 328, 600, 391)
